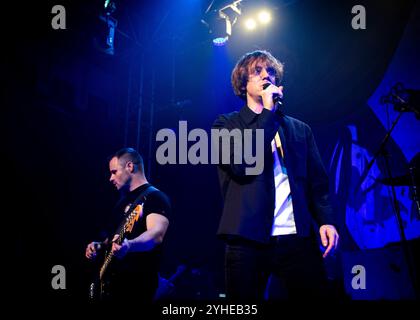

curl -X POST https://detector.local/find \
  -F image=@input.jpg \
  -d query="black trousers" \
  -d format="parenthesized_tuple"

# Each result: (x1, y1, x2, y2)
(225, 234, 328, 301)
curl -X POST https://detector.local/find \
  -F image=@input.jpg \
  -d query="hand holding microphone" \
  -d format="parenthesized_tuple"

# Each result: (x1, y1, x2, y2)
(262, 82, 284, 111)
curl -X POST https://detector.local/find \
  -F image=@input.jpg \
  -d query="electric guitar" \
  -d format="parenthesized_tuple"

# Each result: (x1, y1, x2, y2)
(89, 202, 143, 300)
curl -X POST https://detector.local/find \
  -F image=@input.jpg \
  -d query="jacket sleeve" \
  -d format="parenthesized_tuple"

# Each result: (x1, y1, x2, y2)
(305, 125, 337, 227)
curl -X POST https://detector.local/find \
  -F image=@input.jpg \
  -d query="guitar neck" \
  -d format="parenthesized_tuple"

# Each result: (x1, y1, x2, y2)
(99, 228, 127, 280)
(98, 202, 143, 280)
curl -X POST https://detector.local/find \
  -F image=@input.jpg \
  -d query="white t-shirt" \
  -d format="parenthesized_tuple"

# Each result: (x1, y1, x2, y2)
(271, 134, 297, 236)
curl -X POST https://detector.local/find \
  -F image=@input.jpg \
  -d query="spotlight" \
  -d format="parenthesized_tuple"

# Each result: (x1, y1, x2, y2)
(257, 10, 271, 24)
(104, 0, 116, 15)
(201, 0, 243, 46)
(244, 18, 257, 30)
(213, 36, 228, 46)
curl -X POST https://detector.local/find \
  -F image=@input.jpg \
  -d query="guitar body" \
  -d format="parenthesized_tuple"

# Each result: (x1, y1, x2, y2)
(89, 277, 111, 300)
(88, 243, 112, 301)
(89, 261, 111, 301)
(89, 279, 101, 301)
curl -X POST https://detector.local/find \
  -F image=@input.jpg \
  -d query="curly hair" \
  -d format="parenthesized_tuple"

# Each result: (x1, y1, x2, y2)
(231, 50, 284, 100)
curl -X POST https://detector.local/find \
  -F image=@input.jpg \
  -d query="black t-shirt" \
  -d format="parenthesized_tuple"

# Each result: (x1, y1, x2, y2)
(110, 183, 171, 239)
(107, 183, 171, 294)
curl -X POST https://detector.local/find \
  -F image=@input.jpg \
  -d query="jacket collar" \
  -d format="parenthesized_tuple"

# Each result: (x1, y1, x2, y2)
(239, 105, 259, 125)
(239, 104, 285, 125)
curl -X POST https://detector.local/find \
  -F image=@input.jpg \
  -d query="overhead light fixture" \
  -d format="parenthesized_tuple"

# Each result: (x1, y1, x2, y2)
(201, 0, 242, 46)
(95, 1, 118, 55)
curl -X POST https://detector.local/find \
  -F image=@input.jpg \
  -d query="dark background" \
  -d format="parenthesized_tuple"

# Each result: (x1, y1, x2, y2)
(3, 0, 419, 304)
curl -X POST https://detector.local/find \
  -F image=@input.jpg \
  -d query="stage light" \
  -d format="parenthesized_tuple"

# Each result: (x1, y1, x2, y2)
(257, 10, 271, 24)
(213, 36, 229, 46)
(201, 0, 243, 46)
(104, 0, 116, 15)
(95, 1, 118, 55)
(244, 18, 257, 30)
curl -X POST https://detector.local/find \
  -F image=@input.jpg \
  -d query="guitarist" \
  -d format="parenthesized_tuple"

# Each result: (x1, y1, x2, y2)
(85, 147, 171, 302)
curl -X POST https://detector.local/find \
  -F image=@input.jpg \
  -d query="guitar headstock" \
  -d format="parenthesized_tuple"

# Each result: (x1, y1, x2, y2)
(125, 203, 143, 233)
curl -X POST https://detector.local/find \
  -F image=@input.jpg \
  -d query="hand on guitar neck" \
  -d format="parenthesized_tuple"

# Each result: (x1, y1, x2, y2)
(110, 234, 131, 259)
(85, 235, 131, 260)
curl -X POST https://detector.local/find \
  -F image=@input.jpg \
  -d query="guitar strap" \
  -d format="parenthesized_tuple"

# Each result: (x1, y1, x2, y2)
(123, 184, 159, 218)
(112, 184, 159, 243)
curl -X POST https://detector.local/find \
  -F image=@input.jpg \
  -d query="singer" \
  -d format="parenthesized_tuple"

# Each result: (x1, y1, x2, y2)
(212, 50, 339, 300)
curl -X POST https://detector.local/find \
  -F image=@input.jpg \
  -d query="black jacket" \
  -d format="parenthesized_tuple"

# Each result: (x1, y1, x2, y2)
(212, 106, 336, 244)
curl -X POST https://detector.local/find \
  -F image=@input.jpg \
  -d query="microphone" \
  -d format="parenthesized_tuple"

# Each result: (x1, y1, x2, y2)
(263, 83, 283, 106)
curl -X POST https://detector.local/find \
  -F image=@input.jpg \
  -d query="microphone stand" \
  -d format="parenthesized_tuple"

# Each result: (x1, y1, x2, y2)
(356, 104, 419, 299)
